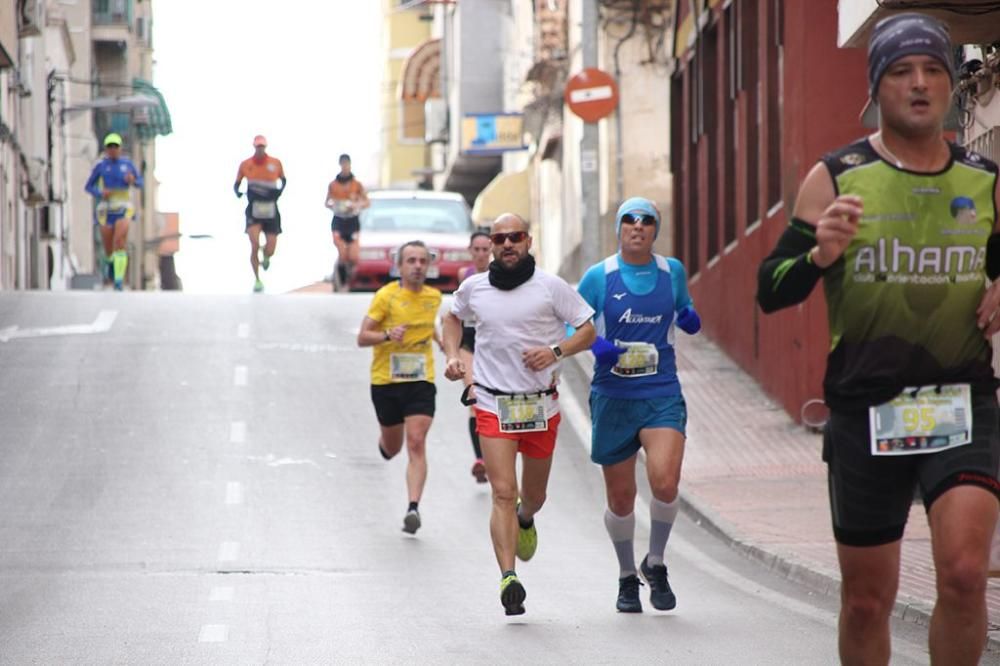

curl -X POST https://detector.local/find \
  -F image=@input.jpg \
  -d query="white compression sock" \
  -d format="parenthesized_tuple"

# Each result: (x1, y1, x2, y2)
(647, 497, 679, 567)
(604, 509, 637, 577)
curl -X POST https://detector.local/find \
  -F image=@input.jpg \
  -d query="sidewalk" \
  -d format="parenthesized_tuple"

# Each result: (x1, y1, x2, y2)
(567, 332, 1000, 646)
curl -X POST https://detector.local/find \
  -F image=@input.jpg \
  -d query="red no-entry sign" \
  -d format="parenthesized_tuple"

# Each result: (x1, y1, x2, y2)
(564, 68, 619, 123)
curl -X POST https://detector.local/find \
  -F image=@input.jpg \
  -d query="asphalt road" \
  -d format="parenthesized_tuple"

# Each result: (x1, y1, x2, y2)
(0, 292, 937, 664)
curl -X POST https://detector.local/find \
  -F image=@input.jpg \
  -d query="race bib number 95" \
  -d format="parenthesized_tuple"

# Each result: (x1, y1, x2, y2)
(869, 384, 972, 456)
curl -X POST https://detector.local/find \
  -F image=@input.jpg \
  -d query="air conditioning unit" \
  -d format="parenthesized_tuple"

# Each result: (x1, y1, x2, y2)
(424, 98, 447, 143)
(18, 0, 44, 37)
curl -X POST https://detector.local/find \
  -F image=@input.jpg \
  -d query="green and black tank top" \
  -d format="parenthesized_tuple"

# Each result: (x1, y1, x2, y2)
(819, 138, 999, 410)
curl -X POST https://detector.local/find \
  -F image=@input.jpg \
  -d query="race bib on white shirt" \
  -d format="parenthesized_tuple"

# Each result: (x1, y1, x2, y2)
(496, 394, 548, 432)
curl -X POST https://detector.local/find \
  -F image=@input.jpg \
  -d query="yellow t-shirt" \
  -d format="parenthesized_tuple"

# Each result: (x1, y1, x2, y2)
(366, 282, 442, 385)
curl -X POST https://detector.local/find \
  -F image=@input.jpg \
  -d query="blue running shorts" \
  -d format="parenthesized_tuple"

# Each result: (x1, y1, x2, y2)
(589, 392, 687, 465)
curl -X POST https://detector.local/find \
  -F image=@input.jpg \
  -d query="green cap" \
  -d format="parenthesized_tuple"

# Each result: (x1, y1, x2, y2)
(103, 133, 123, 147)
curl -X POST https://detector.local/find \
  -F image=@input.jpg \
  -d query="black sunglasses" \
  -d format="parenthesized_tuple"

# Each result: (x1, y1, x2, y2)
(490, 231, 529, 245)
(622, 213, 657, 227)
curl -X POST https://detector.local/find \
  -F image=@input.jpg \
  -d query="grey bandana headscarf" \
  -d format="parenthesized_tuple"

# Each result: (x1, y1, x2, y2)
(867, 13, 955, 100)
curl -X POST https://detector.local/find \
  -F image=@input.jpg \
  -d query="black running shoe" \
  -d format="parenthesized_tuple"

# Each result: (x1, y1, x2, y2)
(640, 555, 676, 610)
(616, 574, 643, 613)
(500, 573, 526, 616)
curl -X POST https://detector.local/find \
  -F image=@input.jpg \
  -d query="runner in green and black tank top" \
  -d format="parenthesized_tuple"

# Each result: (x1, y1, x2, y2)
(756, 13, 1000, 664)
(820, 138, 998, 410)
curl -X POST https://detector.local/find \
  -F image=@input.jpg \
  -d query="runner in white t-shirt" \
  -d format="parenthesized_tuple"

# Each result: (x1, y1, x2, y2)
(442, 213, 595, 616)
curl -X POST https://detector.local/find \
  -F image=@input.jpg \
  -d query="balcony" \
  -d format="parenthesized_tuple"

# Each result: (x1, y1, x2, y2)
(839, 0, 1000, 48)
(92, 0, 133, 43)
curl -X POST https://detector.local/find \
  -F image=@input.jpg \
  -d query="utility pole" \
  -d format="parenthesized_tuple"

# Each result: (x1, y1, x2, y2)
(579, 0, 600, 274)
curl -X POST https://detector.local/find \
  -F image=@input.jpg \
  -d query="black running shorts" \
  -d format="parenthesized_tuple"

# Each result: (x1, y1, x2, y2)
(370, 381, 436, 426)
(823, 391, 1000, 547)
(332, 216, 360, 243)
(246, 215, 281, 236)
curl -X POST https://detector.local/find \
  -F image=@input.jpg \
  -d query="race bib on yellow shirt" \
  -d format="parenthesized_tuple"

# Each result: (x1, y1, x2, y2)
(390, 353, 427, 382)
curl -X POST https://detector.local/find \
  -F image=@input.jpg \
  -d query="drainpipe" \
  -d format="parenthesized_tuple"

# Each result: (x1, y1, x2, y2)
(580, 0, 600, 274)
(611, 3, 639, 206)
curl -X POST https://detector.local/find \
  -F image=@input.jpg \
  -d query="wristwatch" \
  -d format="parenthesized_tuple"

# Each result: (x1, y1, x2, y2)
(383, 330, 391, 341)
(550, 344, 563, 359)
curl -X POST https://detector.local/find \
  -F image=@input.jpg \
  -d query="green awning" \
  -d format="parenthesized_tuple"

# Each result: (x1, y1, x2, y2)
(132, 78, 173, 140)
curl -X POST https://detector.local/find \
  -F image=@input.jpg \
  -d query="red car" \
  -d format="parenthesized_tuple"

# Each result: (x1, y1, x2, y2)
(350, 190, 476, 292)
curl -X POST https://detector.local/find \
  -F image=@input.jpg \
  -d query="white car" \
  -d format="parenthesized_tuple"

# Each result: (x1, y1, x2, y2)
(350, 190, 476, 292)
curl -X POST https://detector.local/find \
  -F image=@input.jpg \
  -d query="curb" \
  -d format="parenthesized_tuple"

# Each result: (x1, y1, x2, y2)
(561, 350, 1000, 652)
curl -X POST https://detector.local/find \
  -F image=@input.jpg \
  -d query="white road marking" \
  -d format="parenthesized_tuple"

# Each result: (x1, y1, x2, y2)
(246, 453, 321, 469)
(230, 421, 246, 444)
(558, 386, 929, 661)
(233, 365, 248, 387)
(225, 482, 244, 505)
(237, 323, 249, 339)
(209, 587, 234, 602)
(217, 541, 240, 562)
(198, 624, 228, 643)
(0, 309, 118, 343)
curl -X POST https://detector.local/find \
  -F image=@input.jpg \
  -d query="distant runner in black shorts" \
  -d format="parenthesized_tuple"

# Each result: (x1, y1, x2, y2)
(326, 153, 369, 289)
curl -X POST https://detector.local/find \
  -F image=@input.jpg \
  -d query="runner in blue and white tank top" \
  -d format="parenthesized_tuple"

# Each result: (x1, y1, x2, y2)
(577, 196, 701, 614)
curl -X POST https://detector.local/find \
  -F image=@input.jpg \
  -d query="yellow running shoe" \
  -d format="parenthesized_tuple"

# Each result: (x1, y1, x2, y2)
(500, 573, 526, 616)
(516, 501, 537, 562)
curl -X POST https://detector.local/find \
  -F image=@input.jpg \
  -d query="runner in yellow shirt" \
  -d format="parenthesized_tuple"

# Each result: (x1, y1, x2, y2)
(357, 240, 443, 534)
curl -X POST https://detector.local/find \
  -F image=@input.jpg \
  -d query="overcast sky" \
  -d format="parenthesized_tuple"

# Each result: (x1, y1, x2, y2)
(152, 0, 383, 293)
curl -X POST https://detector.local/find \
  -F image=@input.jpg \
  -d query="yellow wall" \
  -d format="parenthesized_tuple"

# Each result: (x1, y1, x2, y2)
(381, 1, 431, 188)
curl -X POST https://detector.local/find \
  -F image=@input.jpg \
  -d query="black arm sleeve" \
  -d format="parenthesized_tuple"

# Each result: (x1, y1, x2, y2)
(987, 232, 1000, 280)
(756, 218, 826, 314)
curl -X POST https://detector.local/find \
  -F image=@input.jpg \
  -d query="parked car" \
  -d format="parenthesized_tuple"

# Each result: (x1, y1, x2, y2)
(350, 190, 476, 292)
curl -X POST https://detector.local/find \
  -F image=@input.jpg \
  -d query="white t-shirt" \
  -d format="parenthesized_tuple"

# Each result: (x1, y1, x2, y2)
(451, 267, 594, 417)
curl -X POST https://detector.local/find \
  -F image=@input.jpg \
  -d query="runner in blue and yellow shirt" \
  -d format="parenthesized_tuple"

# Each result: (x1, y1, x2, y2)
(84, 133, 143, 290)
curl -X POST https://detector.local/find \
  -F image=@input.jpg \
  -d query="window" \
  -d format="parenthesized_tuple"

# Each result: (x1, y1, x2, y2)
(400, 100, 425, 141)
(688, 66, 701, 275)
(704, 23, 719, 260)
(741, 0, 760, 225)
(766, 0, 783, 210)
(723, 5, 737, 246)
(360, 198, 472, 234)
(671, 74, 685, 265)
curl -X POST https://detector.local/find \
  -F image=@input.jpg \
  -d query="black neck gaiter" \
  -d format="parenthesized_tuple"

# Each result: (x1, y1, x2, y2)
(488, 255, 536, 291)
(335, 172, 354, 183)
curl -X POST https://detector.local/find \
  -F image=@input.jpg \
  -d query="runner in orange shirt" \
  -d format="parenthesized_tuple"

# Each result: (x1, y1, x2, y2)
(325, 153, 369, 291)
(234, 135, 286, 293)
